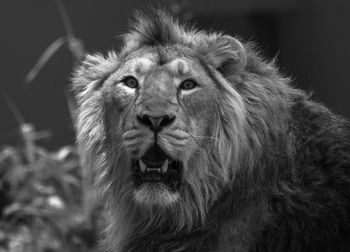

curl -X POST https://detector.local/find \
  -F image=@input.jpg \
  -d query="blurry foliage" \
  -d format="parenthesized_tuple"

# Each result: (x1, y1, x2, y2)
(0, 124, 99, 252)
(0, 1, 97, 248)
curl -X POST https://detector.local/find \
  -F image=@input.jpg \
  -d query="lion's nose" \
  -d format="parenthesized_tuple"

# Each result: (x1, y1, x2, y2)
(137, 113, 176, 132)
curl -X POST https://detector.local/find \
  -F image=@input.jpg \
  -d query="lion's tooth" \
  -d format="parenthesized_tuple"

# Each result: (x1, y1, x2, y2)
(161, 159, 168, 173)
(139, 159, 147, 172)
(146, 167, 161, 172)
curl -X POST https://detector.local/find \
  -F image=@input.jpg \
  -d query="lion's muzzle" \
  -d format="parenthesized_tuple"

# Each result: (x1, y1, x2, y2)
(132, 144, 183, 192)
(136, 113, 176, 133)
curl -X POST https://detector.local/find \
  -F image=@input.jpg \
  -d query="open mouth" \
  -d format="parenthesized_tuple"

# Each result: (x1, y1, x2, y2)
(132, 144, 182, 191)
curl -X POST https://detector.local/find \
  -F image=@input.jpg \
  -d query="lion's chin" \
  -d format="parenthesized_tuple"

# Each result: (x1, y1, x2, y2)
(131, 144, 183, 203)
(133, 182, 180, 207)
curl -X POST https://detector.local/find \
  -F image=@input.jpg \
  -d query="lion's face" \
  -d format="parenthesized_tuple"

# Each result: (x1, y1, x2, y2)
(102, 47, 221, 206)
(73, 12, 249, 231)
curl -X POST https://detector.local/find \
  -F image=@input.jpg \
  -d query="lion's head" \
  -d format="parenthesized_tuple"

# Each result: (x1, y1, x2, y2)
(72, 9, 292, 251)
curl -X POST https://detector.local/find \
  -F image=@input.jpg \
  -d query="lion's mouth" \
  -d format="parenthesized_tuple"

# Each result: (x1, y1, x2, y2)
(132, 144, 182, 191)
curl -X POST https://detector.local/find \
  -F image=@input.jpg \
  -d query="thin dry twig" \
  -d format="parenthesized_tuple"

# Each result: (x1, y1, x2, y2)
(53, 0, 75, 37)
(2, 92, 26, 126)
(24, 36, 68, 84)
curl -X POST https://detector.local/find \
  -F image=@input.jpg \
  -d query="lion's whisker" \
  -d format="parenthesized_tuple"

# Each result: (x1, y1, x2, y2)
(185, 132, 220, 143)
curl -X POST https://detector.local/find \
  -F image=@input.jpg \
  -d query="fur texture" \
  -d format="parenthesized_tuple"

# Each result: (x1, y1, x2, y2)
(72, 9, 350, 252)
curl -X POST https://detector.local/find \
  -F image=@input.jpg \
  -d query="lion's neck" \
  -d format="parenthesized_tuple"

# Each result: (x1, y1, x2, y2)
(121, 213, 217, 251)
(115, 187, 265, 252)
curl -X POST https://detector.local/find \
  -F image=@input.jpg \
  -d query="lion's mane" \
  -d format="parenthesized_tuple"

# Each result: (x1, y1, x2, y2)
(72, 10, 350, 252)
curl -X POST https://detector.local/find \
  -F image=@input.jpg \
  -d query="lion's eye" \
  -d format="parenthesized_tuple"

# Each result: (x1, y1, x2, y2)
(179, 79, 197, 90)
(122, 76, 138, 88)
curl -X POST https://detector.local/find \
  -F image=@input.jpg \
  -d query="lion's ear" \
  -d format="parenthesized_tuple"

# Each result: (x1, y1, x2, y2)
(201, 35, 247, 76)
(72, 52, 118, 96)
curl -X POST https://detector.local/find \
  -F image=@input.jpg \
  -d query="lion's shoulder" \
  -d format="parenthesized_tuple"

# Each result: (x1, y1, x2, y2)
(257, 99, 350, 251)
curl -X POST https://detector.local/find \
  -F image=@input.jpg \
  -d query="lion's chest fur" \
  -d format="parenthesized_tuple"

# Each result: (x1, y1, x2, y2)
(121, 191, 270, 252)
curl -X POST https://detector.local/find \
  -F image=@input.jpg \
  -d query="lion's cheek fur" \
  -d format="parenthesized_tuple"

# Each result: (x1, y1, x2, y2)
(181, 89, 219, 120)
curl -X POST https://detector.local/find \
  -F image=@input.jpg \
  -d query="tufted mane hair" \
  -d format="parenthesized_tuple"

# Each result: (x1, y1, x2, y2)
(121, 9, 254, 75)
(126, 9, 184, 46)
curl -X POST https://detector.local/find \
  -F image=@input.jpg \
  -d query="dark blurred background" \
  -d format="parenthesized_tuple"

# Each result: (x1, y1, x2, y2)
(1, 0, 350, 149)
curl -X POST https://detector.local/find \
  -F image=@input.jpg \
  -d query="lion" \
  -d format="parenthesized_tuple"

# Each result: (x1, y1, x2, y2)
(71, 9, 350, 252)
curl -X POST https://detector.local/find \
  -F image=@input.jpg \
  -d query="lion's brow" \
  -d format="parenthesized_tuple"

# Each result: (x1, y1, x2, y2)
(157, 47, 168, 65)
(134, 58, 155, 74)
(167, 59, 189, 75)
(198, 57, 224, 91)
